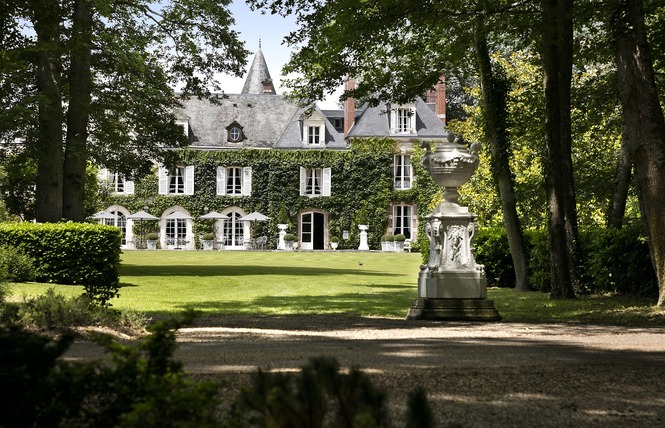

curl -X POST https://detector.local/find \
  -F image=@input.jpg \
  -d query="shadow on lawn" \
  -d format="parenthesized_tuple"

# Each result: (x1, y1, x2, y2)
(120, 264, 400, 277)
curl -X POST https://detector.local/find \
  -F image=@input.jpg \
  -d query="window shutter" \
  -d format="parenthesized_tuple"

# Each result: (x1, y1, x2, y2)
(242, 166, 252, 196)
(125, 180, 135, 195)
(185, 165, 195, 195)
(410, 108, 416, 133)
(299, 167, 306, 195)
(322, 168, 331, 196)
(216, 166, 226, 195)
(158, 167, 168, 195)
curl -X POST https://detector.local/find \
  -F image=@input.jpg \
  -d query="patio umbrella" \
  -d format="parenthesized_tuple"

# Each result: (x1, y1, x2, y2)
(239, 211, 270, 222)
(127, 210, 159, 249)
(164, 211, 192, 219)
(239, 212, 270, 248)
(198, 211, 227, 220)
(89, 210, 116, 221)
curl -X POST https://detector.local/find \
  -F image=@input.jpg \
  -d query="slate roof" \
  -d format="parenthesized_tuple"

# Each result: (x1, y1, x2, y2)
(175, 49, 447, 150)
(348, 99, 448, 139)
(241, 46, 275, 95)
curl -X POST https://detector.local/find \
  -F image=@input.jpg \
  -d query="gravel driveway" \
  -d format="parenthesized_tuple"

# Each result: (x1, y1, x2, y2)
(67, 315, 665, 427)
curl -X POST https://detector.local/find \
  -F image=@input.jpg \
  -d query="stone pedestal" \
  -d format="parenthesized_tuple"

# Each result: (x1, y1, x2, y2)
(277, 224, 288, 250)
(358, 225, 369, 251)
(406, 135, 500, 322)
(406, 298, 501, 321)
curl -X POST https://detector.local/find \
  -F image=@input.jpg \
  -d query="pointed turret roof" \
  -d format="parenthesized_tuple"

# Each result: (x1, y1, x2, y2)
(241, 41, 277, 95)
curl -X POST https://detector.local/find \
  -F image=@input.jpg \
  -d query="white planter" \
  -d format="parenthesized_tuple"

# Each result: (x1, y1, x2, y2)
(146, 240, 157, 250)
(394, 241, 404, 252)
(330, 242, 339, 250)
(285, 241, 294, 251)
(277, 224, 288, 250)
(358, 225, 369, 251)
(202, 240, 214, 250)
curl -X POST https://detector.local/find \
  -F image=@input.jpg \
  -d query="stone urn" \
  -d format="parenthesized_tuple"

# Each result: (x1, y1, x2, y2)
(358, 225, 369, 251)
(407, 133, 500, 321)
(421, 132, 480, 210)
(277, 224, 288, 250)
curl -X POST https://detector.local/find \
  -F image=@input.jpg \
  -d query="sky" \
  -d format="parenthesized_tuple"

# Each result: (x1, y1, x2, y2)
(222, 0, 342, 108)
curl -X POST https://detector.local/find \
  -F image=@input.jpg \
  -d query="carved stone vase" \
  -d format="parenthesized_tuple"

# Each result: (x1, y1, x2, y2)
(407, 133, 501, 321)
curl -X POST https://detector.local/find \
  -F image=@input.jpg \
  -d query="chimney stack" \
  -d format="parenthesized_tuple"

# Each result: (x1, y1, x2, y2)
(343, 78, 356, 137)
(435, 75, 446, 125)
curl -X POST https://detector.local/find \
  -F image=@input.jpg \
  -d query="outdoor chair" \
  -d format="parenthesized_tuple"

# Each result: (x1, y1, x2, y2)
(403, 239, 412, 252)
(255, 236, 267, 250)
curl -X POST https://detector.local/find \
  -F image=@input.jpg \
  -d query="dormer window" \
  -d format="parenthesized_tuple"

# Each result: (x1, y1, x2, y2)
(226, 122, 244, 143)
(302, 112, 326, 146)
(389, 104, 416, 135)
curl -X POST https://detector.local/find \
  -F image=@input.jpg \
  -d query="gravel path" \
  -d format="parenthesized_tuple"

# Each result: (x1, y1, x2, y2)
(66, 315, 665, 427)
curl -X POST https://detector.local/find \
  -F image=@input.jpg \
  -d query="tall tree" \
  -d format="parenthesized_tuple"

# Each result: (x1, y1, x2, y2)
(1, 0, 249, 222)
(610, 0, 665, 306)
(474, 16, 531, 291)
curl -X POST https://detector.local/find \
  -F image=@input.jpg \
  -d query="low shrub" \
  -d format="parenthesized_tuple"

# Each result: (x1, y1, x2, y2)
(18, 288, 147, 334)
(473, 225, 657, 295)
(0, 245, 36, 282)
(0, 222, 121, 305)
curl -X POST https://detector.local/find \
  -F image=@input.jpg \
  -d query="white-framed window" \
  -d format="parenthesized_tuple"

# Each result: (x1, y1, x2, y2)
(393, 204, 413, 239)
(300, 167, 331, 197)
(394, 155, 413, 190)
(158, 165, 194, 195)
(166, 218, 187, 242)
(216, 166, 252, 196)
(390, 104, 416, 134)
(222, 210, 245, 248)
(98, 169, 134, 195)
(229, 127, 241, 141)
(302, 112, 326, 146)
(104, 211, 127, 245)
(307, 126, 321, 145)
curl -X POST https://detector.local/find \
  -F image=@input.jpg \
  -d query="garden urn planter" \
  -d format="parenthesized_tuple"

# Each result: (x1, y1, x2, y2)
(277, 224, 288, 250)
(358, 225, 369, 251)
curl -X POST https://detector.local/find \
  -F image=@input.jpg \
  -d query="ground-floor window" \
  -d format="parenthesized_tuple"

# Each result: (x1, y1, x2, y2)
(393, 205, 413, 239)
(223, 211, 244, 247)
(166, 218, 187, 245)
(105, 211, 127, 245)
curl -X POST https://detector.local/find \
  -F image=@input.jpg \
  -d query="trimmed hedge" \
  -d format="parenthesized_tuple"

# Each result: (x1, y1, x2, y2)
(0, 222, 121, 305)
(473, 225, 657, 296)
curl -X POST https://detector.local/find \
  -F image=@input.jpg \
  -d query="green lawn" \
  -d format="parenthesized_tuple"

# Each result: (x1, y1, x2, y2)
(9, 251, 665, 325)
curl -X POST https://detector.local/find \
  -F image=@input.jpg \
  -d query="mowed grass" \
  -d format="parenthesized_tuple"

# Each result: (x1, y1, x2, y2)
(10, 251, 665, 325)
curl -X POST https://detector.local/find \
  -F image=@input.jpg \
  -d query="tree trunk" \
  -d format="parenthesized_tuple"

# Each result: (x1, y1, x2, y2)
(63, 0, 93, 221)
(33, 2, 64, 223)
(474, 17, 531, 292)
(607, 131, 633, 229)
(540, 0, 575, 299)
(611, 0, 665, 306)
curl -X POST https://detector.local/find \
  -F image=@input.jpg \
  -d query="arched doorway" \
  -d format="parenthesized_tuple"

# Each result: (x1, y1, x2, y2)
(221, 207, 249, 250)
(300, 210, 327, 250)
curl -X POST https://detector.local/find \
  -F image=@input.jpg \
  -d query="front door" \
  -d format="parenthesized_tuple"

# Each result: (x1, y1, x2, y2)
(300, 211, 325, 250)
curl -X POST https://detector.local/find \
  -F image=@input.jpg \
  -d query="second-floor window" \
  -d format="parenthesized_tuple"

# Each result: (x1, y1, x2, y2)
(394, 155, 413, 190)
(300, 167, 331, 197)
(397, 108, 411, 133)
(158, 165, 194, 195)
(217, 166, 252, 196)
(307, 126, 321, 145)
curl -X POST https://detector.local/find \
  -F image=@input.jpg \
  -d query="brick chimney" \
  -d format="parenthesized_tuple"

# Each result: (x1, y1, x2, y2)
(343, 78, 355, 137)
(434, 75, 446, 125)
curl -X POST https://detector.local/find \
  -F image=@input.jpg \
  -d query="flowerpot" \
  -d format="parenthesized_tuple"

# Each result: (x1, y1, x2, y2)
(394, 241, 404, 252)
(330, 242, 338, 250)
(202, 240, 214, 250)
(147, 240, 157, 250)
(285, 241, 294, 251)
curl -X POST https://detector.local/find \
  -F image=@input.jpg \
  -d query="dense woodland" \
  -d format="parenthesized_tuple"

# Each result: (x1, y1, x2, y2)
(1, 0, 664, 305)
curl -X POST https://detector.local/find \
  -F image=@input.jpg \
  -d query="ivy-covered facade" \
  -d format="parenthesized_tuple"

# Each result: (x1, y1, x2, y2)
(98, 47, 448, 250)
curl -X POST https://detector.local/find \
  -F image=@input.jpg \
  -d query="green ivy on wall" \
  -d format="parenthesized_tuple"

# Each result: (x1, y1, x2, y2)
(101, 138, 440, 250)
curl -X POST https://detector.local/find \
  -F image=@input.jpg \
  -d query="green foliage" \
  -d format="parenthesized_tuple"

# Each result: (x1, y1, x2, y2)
(0, 222, 121, 305)
(146, 232, 159, 241)
(16, 288, 146, 334)
(329, 235, 339, 243)
(394, 234, 406, 242)
(283, 233, 296, 242)
(202, 233, 215, 241)
(0, 245, 35, 282)
(474, 226, 657, 295)
(103, 139, 436, 251)
(229, 356, 432, 427)
(382, 234, 395, 242)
